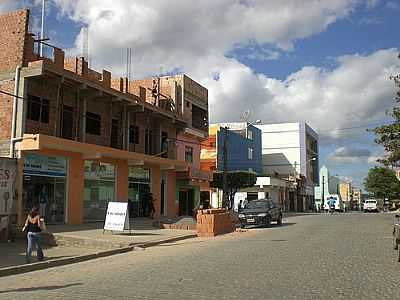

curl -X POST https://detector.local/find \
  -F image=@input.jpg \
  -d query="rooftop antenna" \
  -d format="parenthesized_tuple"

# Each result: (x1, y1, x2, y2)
(40, 0, 46, 57)
(126, 48, 132, 91)
(241, 110, 251, 123)
(82, 27, 89, 64)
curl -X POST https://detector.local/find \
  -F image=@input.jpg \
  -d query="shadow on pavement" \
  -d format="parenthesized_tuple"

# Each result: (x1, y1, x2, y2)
(244, 222, 296, 230)
(118, 232, 160, 236)
(0, 283, 82, 294)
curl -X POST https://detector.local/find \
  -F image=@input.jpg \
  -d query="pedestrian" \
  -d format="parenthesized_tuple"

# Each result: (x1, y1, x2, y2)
(22, 206, 44, 263)
(38, 186, 48, 220)
(238, 200, 243, 212)
(149, 193, 156, 219)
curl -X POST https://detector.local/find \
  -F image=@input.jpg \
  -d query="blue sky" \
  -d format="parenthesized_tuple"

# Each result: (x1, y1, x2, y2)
(2, 0, 399, 189)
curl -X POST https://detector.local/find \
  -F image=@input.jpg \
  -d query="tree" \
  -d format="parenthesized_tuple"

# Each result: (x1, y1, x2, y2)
(371, 55, 400, 167)
(364, 167, 400, 200)
(211, 171, 257, 209)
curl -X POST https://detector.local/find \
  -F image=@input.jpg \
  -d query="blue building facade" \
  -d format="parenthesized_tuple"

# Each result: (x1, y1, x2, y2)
(215, 123, 262, 174)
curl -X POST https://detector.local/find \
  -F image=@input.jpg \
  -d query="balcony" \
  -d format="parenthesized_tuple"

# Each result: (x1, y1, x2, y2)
(176, 167, 213, 182)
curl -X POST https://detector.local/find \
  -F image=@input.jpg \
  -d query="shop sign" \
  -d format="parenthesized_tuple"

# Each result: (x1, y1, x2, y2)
(85, 161, 115, 181)
(128, 167, 150, 183)
(103, 202, 129, 231)
(0, 158, 17, 215)
(24, 153, 67, 177)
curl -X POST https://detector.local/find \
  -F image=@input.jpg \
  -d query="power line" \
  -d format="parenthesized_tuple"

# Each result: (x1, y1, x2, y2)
(0, 90, 26, 100)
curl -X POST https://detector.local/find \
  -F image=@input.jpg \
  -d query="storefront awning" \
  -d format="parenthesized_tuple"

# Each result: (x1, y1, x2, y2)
(17, 134, 189, 171)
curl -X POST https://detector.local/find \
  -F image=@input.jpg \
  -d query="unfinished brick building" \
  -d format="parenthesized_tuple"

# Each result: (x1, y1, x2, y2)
(0, 9, 209, 225)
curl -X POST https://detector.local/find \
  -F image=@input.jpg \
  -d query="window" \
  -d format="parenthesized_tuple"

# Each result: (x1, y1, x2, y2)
(161, 132, 168, 158)
(27, 95, 49, 123)
(129, 125, 139, 144)
(247, 129, 253, 140)
(185, 146, 193, 163)
(61, 105, 73, 139)
(191, 104, 208, 131)
(186, 101, 190, 108)
(86, 112, 101, 135)
(248, 147, 253, 160)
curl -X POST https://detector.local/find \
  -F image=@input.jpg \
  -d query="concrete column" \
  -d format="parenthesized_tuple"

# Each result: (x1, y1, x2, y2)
(116, 160, 128, 202)
(16, 157, 25, 226)
(150, 165, 161, 218)
(166, 170, 177, 218)
(67, 153, 84, 224)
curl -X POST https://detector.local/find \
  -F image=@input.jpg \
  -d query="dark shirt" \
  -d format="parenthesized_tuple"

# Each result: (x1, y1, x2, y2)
(27, 220, 41, 233)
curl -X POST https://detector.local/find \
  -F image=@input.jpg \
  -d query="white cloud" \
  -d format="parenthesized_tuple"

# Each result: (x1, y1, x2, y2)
(327, 146, 369, 164)
(0, 0, 20, 12)
(386, 1, 400, 10)
(263, 48, 399, 139)
(366, 0, 381, 9)
(51, 0, 358, 73)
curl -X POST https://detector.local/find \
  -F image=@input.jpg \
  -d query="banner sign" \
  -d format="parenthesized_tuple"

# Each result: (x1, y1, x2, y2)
(24, 153, 67, 177)
(0, 158, 17, 215)
(85, 161, 115, 181)
(104, 202, 129, 231)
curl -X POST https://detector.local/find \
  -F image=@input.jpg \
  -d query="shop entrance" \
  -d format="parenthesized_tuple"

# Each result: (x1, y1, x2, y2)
(23, 175, 66, 224)
(179, 189, 194, 216)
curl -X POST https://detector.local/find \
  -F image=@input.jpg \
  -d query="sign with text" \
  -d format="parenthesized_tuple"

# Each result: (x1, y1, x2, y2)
(104, 202, 129, 232)
(0, 158, 17, 215)
(24, 153, 66, 177)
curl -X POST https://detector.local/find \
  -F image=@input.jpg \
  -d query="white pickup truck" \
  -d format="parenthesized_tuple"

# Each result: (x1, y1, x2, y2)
(363, 199, 379, 213)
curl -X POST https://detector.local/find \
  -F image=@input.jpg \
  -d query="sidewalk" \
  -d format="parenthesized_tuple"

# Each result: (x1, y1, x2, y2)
(0, 218, 196, 277)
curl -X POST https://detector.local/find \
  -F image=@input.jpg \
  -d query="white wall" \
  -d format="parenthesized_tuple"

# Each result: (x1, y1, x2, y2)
(257, 123, 301, 176)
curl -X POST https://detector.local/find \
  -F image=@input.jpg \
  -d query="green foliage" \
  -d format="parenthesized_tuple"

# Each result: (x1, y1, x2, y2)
(371, 59, 400, 167)
(211, 171, 257, 208)
(364, 167, 400, 199)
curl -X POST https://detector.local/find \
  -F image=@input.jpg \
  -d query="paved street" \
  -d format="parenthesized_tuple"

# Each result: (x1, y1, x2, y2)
(0, 213, 399, 300)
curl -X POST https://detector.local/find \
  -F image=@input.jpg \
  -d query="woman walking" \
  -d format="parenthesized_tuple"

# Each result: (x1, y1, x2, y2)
(22, 207, 44, 263)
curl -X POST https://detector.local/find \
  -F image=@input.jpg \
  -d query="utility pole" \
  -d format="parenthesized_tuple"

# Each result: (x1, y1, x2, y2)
(222, 126, 228, 209)
(321, 175, 325, 210)
(40, 0, 46, 57)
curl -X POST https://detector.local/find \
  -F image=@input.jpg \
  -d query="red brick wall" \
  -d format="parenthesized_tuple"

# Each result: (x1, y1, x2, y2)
(0, 10, 29, 73)
(0, 80, 15, 139)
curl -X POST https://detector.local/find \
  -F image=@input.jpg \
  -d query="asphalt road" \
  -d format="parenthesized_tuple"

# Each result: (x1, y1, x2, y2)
(1, 212, 399, 300)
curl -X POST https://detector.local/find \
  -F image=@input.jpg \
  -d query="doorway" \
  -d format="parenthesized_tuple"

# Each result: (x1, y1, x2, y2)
(160, 179, 166, 216)
(179, 189, 194, 216)
(23, 175, 66, 224)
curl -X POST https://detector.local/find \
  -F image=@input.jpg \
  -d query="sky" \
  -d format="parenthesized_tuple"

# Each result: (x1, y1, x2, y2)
(1, 0, 399, 188)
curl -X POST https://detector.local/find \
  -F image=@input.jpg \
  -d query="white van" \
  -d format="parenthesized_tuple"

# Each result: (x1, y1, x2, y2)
(324, 194, 343, 212)
(363, 199, 379, 213)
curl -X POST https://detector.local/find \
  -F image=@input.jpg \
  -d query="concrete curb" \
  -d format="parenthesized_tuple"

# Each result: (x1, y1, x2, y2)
(0, 233, 196, 277)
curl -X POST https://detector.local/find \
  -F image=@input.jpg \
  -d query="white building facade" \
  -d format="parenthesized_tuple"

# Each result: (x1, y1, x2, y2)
(256, 122, 319, 211)
(314, 165, 340, 209)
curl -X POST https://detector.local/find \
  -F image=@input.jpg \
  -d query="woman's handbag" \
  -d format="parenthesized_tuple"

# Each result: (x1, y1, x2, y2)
(39, 218, 47, 232)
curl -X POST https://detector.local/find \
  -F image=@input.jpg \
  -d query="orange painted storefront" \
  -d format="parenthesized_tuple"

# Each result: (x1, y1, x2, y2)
(17, 134, 187, 225)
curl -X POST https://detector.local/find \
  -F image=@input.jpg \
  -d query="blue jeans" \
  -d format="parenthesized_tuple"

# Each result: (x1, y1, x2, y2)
(26, 232, 44, 262)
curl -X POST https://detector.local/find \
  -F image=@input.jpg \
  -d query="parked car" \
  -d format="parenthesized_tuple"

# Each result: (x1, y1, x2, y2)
(363, 199, 379, 213)
(238, 199, 282, 228)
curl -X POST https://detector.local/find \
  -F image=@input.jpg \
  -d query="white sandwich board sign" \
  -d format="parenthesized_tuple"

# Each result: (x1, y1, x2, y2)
(103, 202, 130, 232)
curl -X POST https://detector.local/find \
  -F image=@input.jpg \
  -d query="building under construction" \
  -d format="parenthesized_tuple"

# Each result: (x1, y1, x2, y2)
(0, 9, 209, 225)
